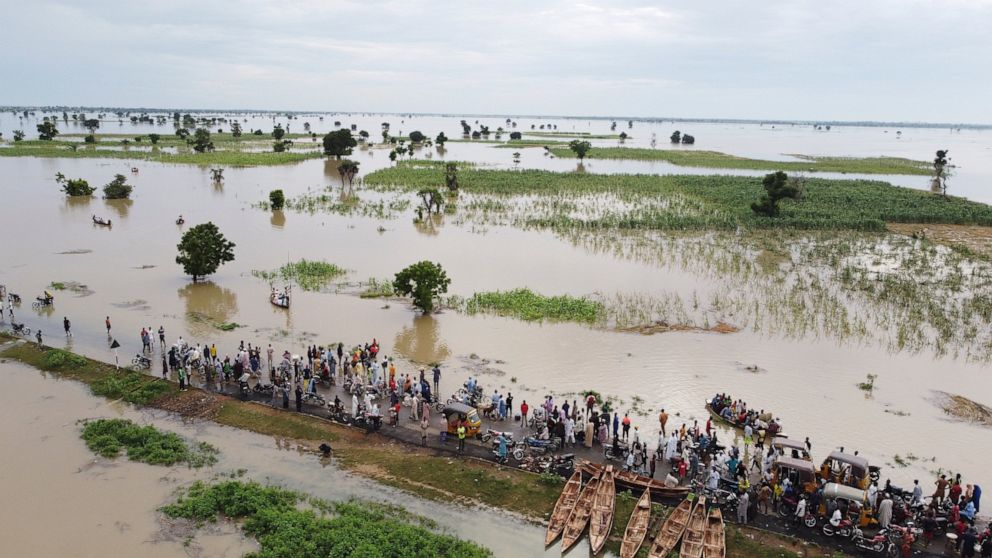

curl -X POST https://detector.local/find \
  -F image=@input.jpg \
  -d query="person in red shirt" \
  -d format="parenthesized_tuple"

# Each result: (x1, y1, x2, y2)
(520, 401, 529, 424)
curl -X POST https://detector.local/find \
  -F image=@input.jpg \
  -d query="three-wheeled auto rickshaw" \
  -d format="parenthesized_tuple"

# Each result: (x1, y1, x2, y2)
(819, 451, 878, 490)
(442, 402, 482, 439)
(772, 456, 818, 494)
(772, 436, 811, 461)
(817, 482, 876, 527)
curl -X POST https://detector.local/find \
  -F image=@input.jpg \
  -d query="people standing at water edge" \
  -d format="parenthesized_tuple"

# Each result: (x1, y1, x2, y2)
(105, 316, 111, 335)
(63, 316, 71, 337)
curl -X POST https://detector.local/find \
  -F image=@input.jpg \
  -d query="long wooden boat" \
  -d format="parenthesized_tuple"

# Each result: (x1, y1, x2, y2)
(546, 471, 583, 546)
(647, 497, 694, 558)
(580, 461, 690, 498)
(679, 496, 708, 558)
(561, 471, 601, 552)
(620, 488, 652, 558)
(702, 506, 725, 558)
(588, 465, 616, 555)
(705, 400, 783, 437)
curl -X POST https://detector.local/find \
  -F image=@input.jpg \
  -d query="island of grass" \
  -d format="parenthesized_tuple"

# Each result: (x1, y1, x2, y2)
(464, 288, 603, 323)
(81, 418, 218, 467)
(547, 146, 931, 175)
(365, 163, 992, 232)
(162, 480, 490, 557)
(252, 259, 347, 291)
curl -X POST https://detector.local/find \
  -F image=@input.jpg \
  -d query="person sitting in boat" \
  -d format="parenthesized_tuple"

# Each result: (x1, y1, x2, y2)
(176, 215, 184, 224)
(720, 405, 733, 421)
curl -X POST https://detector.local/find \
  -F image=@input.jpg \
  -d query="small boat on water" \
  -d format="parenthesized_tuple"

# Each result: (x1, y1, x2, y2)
(647, 497, 694, 558)
(580, 461, 690, 498)
(546, 471, 583, 546)
(679, 496, 708, 558)
(588, 465, 616, 555)
(91, 215, 112, 227)
(561, 471, 601, 553)
(702, 507, 725, 558)
(619, 488, 652, 558)
(270, 286, 290, 308)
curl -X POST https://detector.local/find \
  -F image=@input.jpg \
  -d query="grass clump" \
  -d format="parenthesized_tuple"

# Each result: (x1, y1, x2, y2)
(162, 480, 491, 557)
(253, 259, 347, 291)
(41, 348, 89, 370)
(547, 147, 931, 175)
(90, 370, 173, 404)
(464, 288, 603, 323)
(80, 418, 218, 467)
(359, 277, 396, 298)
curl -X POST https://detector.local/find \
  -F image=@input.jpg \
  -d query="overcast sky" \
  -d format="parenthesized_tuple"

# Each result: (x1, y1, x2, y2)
(1, 0, 989, 123)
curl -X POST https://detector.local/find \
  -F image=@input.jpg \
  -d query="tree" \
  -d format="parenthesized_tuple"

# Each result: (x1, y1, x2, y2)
(337, 159, 360, 186)
(435, 132, 448, 146)
(509, 131, 522, 140)
(175, 222, 236, 282)
(176, 128, 190, 140)
(103, 174, 133, 199)
(932, 149, 950, 197)
(269, 189, 285, 210)
(84, 119, 100, 134)
(670, 131, 681, 143)
(322, 129, 357, 159)
(84, 134, 96, 143)
(568, 140, 592, 161)
(681, 134, 695, 145)
(444, 163, 459, 192)
(272, 125, 286, 140)
(359, 130, 370, 142)
(191, 128, 215, 152)
(751, 171, 801, 217)
(388, 150, 398, 162)
(230, 122, 242, 137)
(392, 261, 450, 314)
(148, 133, 160, 144)
(619, 131, 628, 143)
(417, 188, 444, 214)
(409, 130, 426, 143)
(55, 172, 95, 196)
(37, 121, 59, 140)
(13, 130, 25, 142)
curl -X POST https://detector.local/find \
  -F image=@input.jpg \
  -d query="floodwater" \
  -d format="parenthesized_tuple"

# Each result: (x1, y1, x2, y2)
(0, 358, 578, 557)
(1, 113, 991, 501)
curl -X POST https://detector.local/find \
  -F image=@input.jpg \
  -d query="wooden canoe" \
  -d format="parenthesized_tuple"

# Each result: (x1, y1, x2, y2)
(679, 496, 708, 558)
(702, 507, 725, 558)
(647, 497, 694, 558)
(620, 489, 652, 558)
(589, 465, 616, 555)
(561, 471, 601, 552)
(705, 400, 782, 437)
(580, 461, 690, 498)
(546, 471, 583, 546)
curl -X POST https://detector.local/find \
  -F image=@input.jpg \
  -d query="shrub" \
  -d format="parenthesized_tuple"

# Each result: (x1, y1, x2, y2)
(55, 172, 96, 196)
(269, 189, 285, 210)
(102, 174, 133, 199)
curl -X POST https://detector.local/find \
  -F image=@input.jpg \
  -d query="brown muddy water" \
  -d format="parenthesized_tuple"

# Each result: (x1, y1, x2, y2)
(0, 357, 573, 557)
(0, 132, 990, 497)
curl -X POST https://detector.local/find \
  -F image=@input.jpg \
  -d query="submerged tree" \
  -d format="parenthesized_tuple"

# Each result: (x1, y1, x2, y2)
(408, 130, 426, 143)
(55, 172, 95, 196)
(191, 128, 215, 153)
(268, 189, 285, 210)
(13, 130, 25, 141)
(272, 125, 286, 140)
(932, 149, 950, 197)
(444, 163, 459, 192)
(392, 261, 450, 314)
(568, 139, 592, 161)
(102, 174, 133, 199)
(417, 188, 444, 214)
(210, 168, 224, 182)
(230, 121, 242, 137)
(148, 133, 161, 144)
(176, 222, 236, 282)
(322, 129, 357, 159)
(37, 121, 59, 140)
(670, 130, 681, 143)
(751, 171, 801, 217)
(435, 132, 448, 146)
(337, 159, 360, 186)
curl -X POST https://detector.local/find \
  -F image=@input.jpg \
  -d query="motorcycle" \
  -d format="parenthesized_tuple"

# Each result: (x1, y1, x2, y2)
(480, 428, 517, 444)
(238, 380, 251, 400)
(302, 391, 326, 407)
(11, 322, 31, 336)
(252, 383, 275, 397)
(604, 440, 630, 461)
(352, 406, 383, 432)
(705, 488, 741, 516)
(8, 293, 22, 305)
(32, 296, 54, 309)
(850, 526, 894, 554)
(132, 354, 152, 369)
(822, 518, 855, 538)
(327, 400, 349, 424)
(521, 435, 559, 455)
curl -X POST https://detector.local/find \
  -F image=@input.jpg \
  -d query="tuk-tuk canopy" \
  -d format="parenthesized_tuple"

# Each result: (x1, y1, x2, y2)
(822, 482, 867, 504)
(443, 402, 476, 417)
(775, 456, 817, 474)
(824, 451, 869, 475)
(773, 437, 806, 452)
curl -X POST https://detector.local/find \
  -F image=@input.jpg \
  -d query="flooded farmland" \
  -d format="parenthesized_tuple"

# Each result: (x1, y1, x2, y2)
(2, 113, 992, 553)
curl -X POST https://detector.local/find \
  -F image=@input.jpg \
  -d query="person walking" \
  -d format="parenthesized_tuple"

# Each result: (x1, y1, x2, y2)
(161, 353, 168, 378)
(178, 366, 187, 391)
(36, 329, 43, 345)
(105, 316, 111, 335)
(658, 408, 669, 437)
(421, 416, 429, 446)
(63, 316, 71, 337)
(158, 325, 165, 348)
(432, 364, 440, 394)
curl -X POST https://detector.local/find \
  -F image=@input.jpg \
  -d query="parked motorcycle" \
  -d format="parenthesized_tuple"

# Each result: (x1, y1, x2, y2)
(850, 526, 894, 554)
(302, 391, 326, 407)
(253, 383, 275, 397)
(521, 435, 559, 455)
(132, 354, 152, 369)
(11, 322, 31, 336)
(822, 518, 855, 538)
(604, 440, 630, 461)
(480, 428, 517, 444)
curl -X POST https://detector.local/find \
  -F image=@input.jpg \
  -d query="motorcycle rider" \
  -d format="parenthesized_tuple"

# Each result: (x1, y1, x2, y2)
(794, 495, 807, 525)
(829, 507, 843, 528)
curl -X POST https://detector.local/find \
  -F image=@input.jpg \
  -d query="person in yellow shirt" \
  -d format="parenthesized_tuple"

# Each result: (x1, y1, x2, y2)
(457, 423, 467, 452)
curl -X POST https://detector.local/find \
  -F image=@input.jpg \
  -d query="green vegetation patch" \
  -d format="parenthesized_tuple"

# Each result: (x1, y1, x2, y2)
(80, 418, 218, 467)
(252, 259, 347, 291)
(161, 480, 490, 557)
(366, 165, 992, 231)
(465, 288, 603, 323)
(359, 277, 396, 298)
(0, 143, 322, 167)
(90, 370, 174, 405)
(548, 147, 930, 175)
